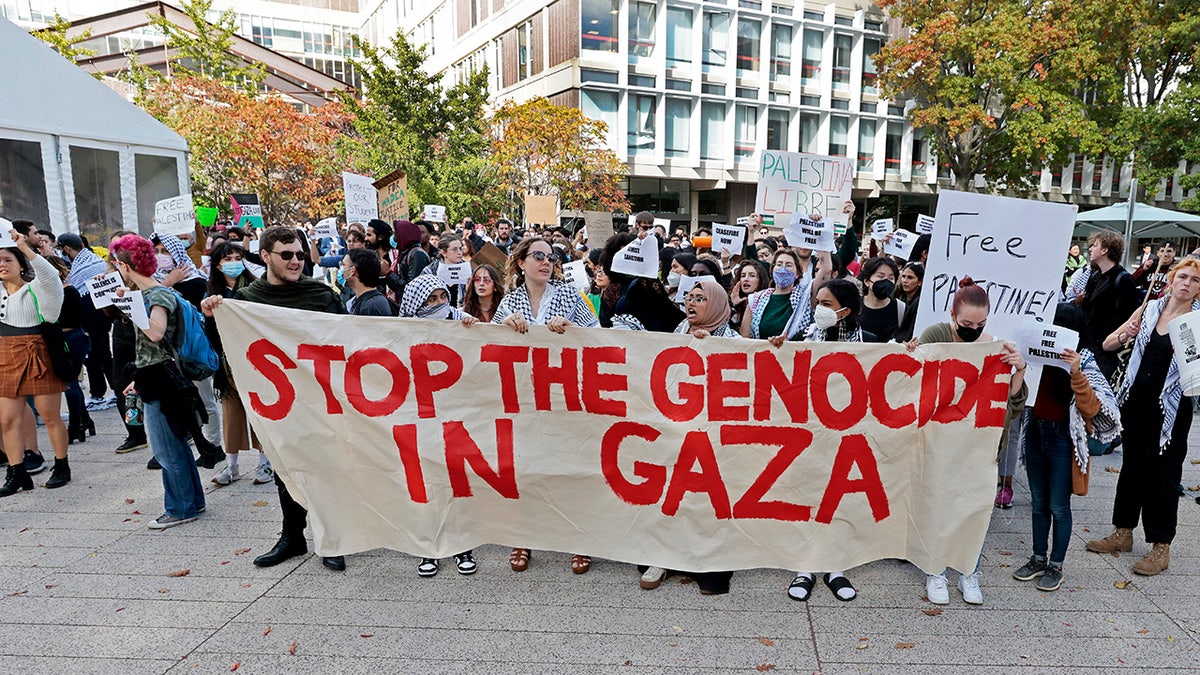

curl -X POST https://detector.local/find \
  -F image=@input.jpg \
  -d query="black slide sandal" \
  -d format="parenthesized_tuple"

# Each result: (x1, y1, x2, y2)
(787, 575, 816, 601)
(823, 573, 857, 601)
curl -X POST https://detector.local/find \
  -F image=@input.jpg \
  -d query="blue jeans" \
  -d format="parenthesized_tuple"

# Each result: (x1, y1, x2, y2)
(1024, 416, 1074, 565)
(144, 399, 205, 518)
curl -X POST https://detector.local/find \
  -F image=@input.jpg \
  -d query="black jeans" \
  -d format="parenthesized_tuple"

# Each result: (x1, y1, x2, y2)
(83, 310, 113, 399)
(1113, 400, 1191, 543)
(276, 472, 309, 542)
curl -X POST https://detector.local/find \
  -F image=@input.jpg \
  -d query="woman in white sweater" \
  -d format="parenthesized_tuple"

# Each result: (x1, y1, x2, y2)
(0, 229, 69, 496)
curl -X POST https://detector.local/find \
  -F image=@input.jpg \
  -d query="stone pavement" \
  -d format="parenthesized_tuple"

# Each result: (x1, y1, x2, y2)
(1, 409, 1199, 674)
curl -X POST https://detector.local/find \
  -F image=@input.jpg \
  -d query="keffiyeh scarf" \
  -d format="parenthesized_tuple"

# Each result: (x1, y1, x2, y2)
(1117, 297, 1200, 451)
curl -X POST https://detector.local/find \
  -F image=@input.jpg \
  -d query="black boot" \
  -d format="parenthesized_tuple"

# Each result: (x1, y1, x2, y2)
(0, 465, 34, 497)
(67, 406, 85, 444)
(253, 535, 308, 567)
(45, 458, 71, 489)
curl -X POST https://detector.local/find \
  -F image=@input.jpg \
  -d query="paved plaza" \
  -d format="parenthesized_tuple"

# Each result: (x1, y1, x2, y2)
(1, 409, 1199, 674)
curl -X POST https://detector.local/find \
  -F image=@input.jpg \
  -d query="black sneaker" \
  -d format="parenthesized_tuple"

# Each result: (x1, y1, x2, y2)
(1036, 565, 1063, 592)
(417, 558, 439, 577)
(147, 456, 161, 470)
(454, 551, 478, 575)
(1012, 556, 1047, 581)
(115, 437, 148, 454)
(23, 450, 47, 475)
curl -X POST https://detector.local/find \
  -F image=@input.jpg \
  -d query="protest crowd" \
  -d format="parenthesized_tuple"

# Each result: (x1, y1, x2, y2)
(1, 198, 1197, 609)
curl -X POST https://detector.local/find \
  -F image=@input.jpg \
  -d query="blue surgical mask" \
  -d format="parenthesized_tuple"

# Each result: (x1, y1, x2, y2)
(221, 261, 245, 278)
(336, 269, 346, 287)
(389, 235, 397, 249)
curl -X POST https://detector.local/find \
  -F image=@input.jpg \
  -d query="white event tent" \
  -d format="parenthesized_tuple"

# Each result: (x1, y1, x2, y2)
(0, 16, 189, 240)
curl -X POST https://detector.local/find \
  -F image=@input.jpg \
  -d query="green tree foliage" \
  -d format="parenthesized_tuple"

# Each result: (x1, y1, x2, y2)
(146, 0, 264, 90)
(33, 12, 101, 79)
(874, 0, 1121, 192)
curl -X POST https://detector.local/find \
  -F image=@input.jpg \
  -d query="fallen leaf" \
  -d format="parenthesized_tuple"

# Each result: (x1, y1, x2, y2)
(229, 663, 240, 672)
(1020, 654, 1029, 659)
(234, 548, 251, 555)
(1191, 459, 1199, 464)
(1167, 635, 1175, 642)
(1105, 466, 1120, 474)
(10, 591, 27, 596)
(44, 585, 55, 589)
(158, 588, 169, 594)
(895, 642, 915, 649)
(667, 643, 677, 647)
(672, 626, 682, 632)
(221, 561, 230, 565)
(122, 519, 131, 523)
(360, 634, 373, 638)
(168, 569, 190, 578)
(755, 665, 776, 672)
(115, 607, 125, 612)
(758, 637, 775, 647)
(1187, 485, 1200, 492)
(622, 660, 632, 666)
(251, 501, 268, 507)
(1138, 629, 1150, 634)
(859, 637, 869, 641)
(856, 643, 869, 650)
(998, 550, 1013, 556)
(1114, 580, 1131, 589)
(124, 498, 135, 504)
(240, 583, 251, 588)
(1083, 528, 1090, 532)
(18, 527, 28, 533)
(289, 642, 297, 655)
(132, 510, 141, 515)
(263, 626, 271, 636)
(922, 609, 943, 616)
(1063, 622, 1071, 627)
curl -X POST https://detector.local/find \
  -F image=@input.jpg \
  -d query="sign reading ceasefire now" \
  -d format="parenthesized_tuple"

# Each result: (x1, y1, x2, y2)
(216, 301, 1012, 574)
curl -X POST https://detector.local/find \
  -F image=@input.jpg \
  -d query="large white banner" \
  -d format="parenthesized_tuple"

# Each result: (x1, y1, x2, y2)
(216, 301, 1012, 574)
(755, 151, 855, 227)
(914, 190, 1077, 341)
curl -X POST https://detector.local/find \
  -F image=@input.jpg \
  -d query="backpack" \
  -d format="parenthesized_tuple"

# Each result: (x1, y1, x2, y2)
(163, 288, 220, 381)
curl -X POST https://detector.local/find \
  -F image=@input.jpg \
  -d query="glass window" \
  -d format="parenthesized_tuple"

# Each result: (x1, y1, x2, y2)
(629, 2, 656, 60)
(833, 34, 852, 90)
(582, 0, 619, 52)
(628, 94, 657, 156)
(857, 119, 876, 172)
(582, 89, 620, 151)
(912, 130, 928, 175)
(862, 38, 881, 95)
(735, 105, 757, 161)
(801, 29, 822, 87)
(736, 19, 761, 73)
(0, 139, 50, 226)
(770, 23, 792, 81)
(665, 98, 691, 158)
(829, 115, 849, 157)
(885, 122, 903, 175)
(701, 102, 725, 161)
(666, 7, 693, 67)
(767, 109, 789, 151)
(135, 154, 180, 234)
(799, 113, 819, 153)
(703, 12, 730, 68)
(70, 146, 123, 241)
(517, 20, 532, 81)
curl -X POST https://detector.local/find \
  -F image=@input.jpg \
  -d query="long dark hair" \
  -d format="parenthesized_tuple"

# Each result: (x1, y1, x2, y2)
(207, 241, 255, 296)
(820, 278, 862, 339)
(463, 264, 504, 321)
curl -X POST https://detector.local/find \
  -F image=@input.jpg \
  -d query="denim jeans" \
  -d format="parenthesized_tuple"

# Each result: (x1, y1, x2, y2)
(144, 399, 205, 518)
(1024, 416, 1074, 564)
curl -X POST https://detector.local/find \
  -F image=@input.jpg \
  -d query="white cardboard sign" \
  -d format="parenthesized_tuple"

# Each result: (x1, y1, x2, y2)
(611, 234, 660, 279)
(435, 262, 472, 286)
(314, 217, 339, 241)
(871, 218, 895, 239)
(562, 260, 590, 291)
(342, 172, 379, 223)
(785, 215, 835, 252)
(0, 218, 16, 248)
(153, 194, 196, 236)
(755, 151, 855, 226)
(916, 214, 936, 235)
(85, 271, 123, 308)
(112, 290, 150, 330)
(712, 223, 746, 256)
(1018, 321, 1079, 372)
(423, 204, 447, 224)
(914, 190, 1076, 341)
(883, 229, 918, 261)
(675, 274, 718, 302)
(736, 216, 750, 226)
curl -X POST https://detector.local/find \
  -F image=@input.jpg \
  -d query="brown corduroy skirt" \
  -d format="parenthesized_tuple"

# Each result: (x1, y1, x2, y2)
(0, 334, 68, 398)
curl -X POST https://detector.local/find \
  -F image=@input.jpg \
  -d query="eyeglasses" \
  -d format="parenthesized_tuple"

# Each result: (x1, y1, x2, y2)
(636, 223, 654, 232)
(268, 249, 301, 261)
(525, 250, 560, 263)
(684, 293, 708, 304)
(474, 276, 494, 284)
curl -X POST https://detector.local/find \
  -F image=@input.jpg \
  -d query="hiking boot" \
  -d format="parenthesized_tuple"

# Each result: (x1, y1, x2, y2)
(1012, 556, 1047, 581)
(1132, 543, 1170, 576)
(44, 458, 70, 489)
(1086, 528, 1133, 554)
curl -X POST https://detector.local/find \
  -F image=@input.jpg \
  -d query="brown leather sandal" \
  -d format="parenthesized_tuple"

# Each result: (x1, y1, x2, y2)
(509, 548, 531, 572)
(571, 554, 591, 574)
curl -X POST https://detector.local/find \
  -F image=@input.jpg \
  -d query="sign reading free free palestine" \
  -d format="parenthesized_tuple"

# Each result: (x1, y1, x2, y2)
(755, 151, 855, 227)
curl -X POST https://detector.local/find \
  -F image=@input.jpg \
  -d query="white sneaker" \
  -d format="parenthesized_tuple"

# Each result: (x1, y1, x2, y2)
(639, 566, 666, 590)
(926, 574, 950, 604)
(253, 462, 274, 485)
(211, 464, 240, 486)
(958, 571, 984, 605)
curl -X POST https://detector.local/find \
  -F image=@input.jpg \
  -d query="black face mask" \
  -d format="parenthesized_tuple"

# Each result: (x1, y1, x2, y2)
(955, 322, 984, 342)
(871, 279, 896, 300)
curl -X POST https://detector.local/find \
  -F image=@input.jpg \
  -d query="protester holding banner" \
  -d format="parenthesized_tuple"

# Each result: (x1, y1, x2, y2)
(341, 250, 394, 317)
(201, 227, 348, 570)
(739, 246, 832, 345)
(598, 234, 683, 332)
(494, 237, 598, 337)
(1012, 303, 1119, 592)
(674, 281, 739, 339)
(463, 265, 504, 323)
(1086, 258, 1200, 576)
(914, 278, 1028, 604)
(894, 262, 924, 342)
(110, 235, 208, 527)
(729, 259, 769, 333)
(203, 242, 270, 488)
(857, 257, 905, 343)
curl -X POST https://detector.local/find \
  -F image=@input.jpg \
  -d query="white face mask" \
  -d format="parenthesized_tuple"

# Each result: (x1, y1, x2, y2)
(813, 304, 840, 330)
(667, 271, 681, 286)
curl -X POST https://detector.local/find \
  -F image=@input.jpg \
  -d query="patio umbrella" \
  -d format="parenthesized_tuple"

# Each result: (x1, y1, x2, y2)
(1076, 197, 1200, 265)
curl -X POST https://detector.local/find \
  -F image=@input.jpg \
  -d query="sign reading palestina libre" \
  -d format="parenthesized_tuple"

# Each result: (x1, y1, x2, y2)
(755, 151, 855, 229)
(913, 190, 1078, 342)
(215, 301, 1014, 574)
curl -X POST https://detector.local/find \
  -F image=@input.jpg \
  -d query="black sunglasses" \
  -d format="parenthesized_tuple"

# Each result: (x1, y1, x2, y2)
(267, 249, 301, 261)
(525, 250, 560, 263)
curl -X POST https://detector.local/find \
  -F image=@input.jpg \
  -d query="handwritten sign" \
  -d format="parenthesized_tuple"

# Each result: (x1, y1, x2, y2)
(785, 215, 835, 252)
(314, 217, 339, 241)
(611, 234, 660, 279)
(883, 229, 918, 261)
(675, 274, 718, 302)
(562, 260, 590, 291)
(111, 290, 150, 330)
(375, 170, 409, 223)
(916, 214, 936, 235)
(583, 211, 615, 249)
(1018, 321, 1078, 372)
(871, 218, 895, 240)
(914, 190, 1076, 341)
(230, 194, 264, 229)
(712, 223, 746, 256)
(154, 193, 196, 236)
(525, 195, 558, 225)
(342, 172, 379, 224)
(436, 262, 472, 285)
(423, 204, 447, 224)
(756, 151, 855, 226)
(85, 272, 123, 308)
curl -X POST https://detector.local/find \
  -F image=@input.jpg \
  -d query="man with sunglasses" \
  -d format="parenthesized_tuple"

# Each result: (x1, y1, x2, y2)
(632, 211, 656, 240)
(201, 227, 348, 572)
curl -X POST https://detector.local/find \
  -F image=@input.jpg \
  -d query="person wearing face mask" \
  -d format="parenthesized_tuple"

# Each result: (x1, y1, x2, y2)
(342, 249, 395, 316)
(666, 252, 697, 303)
(740, 245, 833, 345)
(857, 257, 905, 343)
(908, 277, 1028, 606)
